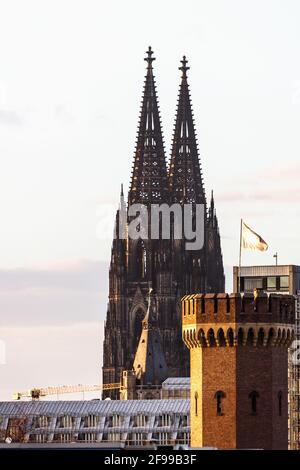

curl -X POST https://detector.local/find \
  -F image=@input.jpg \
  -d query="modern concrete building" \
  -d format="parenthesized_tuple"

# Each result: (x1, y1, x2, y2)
(161, 378, 190, 400)
(0, 399, 190, 447)
(233, 265, 300, 295)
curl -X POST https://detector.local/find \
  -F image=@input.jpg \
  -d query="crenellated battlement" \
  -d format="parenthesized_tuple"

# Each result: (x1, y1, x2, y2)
(182, 292, 295, 325)
(182, 292, 295, 349)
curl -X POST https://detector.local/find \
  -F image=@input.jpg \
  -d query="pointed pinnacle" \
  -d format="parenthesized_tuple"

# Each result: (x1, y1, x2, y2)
(144, 46, 155, 68)
(179, 55, 190, 79)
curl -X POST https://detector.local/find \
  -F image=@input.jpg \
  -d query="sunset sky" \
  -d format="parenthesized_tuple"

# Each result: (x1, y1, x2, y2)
(1, 0, 300, 400)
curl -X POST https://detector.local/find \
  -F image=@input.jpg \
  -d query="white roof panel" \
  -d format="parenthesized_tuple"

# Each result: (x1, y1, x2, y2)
(0, 399, 190, 417)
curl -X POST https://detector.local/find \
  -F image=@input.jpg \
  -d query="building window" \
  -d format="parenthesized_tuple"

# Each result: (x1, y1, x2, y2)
(112, 414, 122, 427)
(158, 414, 172, 427)
(280, 276, 289, 290)
(214, 391, 226, 416)
(249, 391, 259, 415)
(83, 414, 99, 428)
(244, 278, 263, 292)
(58, 415, 73, 428)
(267, 277, 276, 291)
(194, 391, 198, 416)
(278, 391, 282, 416)
(33, 415, 49, 428)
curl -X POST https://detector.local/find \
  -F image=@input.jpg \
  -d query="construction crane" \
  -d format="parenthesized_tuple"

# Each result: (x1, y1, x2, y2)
(12, 383, 121, 401)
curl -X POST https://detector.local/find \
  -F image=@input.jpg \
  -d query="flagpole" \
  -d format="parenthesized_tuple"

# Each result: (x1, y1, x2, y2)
(238, 218, 243, 293)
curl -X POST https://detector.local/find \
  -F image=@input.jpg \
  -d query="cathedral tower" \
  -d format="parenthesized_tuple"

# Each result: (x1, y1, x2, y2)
(102, 49, 225, 397)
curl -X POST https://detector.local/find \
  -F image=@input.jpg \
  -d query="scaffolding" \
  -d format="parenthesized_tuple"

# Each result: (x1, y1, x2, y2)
(289, 292, 300, 449)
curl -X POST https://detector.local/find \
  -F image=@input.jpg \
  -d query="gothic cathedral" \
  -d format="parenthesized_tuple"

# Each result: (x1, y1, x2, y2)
(102, 48, 225, 397)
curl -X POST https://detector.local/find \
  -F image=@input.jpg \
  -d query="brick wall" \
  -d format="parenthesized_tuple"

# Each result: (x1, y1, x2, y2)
(183, 293, 295, 450)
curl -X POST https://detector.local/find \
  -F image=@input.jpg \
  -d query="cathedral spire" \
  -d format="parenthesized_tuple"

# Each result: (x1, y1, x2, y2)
(129, 47, 168, 206)
(169, 56, 206, 206)
(206, 190, 225, 292)
(208, 189, 220, 230)
(119, 183, 126, 213)
(209, 190, 215, 218)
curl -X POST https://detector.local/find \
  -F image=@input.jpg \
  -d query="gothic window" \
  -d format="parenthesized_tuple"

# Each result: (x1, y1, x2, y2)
(136, 240, 147, 278)
(215, 391, 226, 416)
(249, 391, 259, 415)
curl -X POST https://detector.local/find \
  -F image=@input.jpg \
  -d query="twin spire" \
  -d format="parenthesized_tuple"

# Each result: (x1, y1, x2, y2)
(169, 55, 206, 206)
(129, 47, 206, 208)
(129, 47, 168, 206)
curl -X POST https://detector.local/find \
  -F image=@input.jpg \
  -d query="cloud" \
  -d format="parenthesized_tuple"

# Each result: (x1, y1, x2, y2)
(54, 104, 75, 123)
(0, 259, 109, 327)
(0, 261, 107, 399)
(0, 322, 103, 401)
(260, 163, 300, 181)
(0, 109, 22, 125)
(217, 187, 300, 203)
(214, 161, 300, 204)
(253, 188, 300, 202)
(0, 259, 109, 293)
(216, 191, 248, 202)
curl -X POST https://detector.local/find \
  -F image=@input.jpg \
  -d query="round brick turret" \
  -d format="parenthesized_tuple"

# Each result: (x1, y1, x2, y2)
(182, 292, 296, 449)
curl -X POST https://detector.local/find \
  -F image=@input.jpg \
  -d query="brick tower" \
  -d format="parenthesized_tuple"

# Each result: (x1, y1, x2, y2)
(182, 292, 295, 449)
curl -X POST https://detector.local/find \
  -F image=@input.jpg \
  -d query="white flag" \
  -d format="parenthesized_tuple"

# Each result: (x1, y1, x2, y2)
(242, 221, 268, 251)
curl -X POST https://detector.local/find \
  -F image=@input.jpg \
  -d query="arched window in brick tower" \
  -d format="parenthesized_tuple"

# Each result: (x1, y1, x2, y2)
(194, 391, 198, 416)
(214, 390, 226, 416)
(278, 391, 282, 416)
(249, 391, 259, 415)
